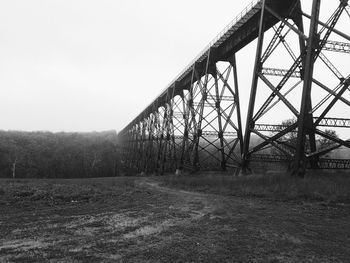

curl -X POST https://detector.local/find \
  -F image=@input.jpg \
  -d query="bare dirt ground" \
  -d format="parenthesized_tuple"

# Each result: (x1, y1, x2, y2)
(0, 177, 349, 262)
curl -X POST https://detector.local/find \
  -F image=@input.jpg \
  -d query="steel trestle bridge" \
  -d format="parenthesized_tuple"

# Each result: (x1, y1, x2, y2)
(118, 0, 350, 176)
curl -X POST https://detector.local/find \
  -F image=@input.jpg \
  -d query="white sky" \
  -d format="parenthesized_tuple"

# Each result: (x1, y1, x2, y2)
(0, 1, 348, 133)
(0, 0, 251, 132)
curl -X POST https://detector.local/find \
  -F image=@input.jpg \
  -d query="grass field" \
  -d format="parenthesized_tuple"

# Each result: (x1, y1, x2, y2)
(0, 177, 138, 208)
(0, 174, 349, 262)
(159, 171, 350, 204)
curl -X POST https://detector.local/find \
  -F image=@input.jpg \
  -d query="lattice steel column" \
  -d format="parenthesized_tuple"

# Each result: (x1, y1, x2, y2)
(156, 106, 167, 174)
(242, 0, 350, 176)
(293, 0, 321, 176)
(242, 0, 267, 173)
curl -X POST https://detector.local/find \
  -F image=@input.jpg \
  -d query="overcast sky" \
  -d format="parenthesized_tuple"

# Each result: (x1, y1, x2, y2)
(0, 1, 348, 133)
(0, 0, 251, 132)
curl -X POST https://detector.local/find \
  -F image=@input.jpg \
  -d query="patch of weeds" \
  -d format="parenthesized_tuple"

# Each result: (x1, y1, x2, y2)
(0, 178, 141, 207)
(159, 172, 350, 203)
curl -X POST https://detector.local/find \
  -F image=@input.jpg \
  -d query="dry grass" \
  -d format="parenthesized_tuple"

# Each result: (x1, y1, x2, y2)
(0, 177, 138, 207)
(159, 171, 350, 203)
(1, 176, 349, 262)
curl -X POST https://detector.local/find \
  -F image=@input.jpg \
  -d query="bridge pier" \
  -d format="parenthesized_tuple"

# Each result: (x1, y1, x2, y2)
(293, 0, 321, 176)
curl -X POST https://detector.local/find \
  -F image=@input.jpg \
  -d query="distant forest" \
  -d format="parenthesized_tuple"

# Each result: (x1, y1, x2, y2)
(0, 130, 119, 178)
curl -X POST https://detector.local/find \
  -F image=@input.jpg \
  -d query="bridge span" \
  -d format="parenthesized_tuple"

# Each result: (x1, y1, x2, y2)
(118, 0, 350, 176)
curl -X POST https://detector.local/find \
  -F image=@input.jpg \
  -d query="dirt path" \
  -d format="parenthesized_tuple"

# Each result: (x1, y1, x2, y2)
(139, 178, 350, 262)
(0, 177, 349, 262)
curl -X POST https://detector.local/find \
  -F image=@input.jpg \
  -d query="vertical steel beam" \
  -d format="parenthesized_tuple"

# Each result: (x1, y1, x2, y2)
(192, 50, 211, 171)
(159, 106, 168, 174)
(293, 0, 321, 177)
(185, 66, 197, 170)
(183, 65, 198, 170)
(156, 107, 166, 174)
(140, 119, 148, 172)
(154, 109, 162, 174)
(135, 123, 142, 172)
(145, 113, 155, 173)
(161, 105, 169, 173)
(296, 7, 318, 170)
(164, 99, 176, 172)
(242, 0, 266, 173)
(180, 91, 188, 169)
(169, 87, 178, 171)
(130, 127, 137, 171)
(129, 125, 136, 171)
(230, 54, 244, 157)
(213, 68, 226, 170)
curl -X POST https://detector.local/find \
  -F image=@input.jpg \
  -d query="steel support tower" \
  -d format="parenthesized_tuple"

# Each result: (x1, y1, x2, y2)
(119, 0, 350, 176)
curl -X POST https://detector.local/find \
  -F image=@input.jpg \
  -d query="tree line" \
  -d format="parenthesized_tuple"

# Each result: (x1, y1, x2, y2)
(0, 130, 119, 178)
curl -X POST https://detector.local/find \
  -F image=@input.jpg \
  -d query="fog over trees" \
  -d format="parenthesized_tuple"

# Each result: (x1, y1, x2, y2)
(0, 130, 119, 178)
